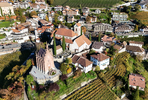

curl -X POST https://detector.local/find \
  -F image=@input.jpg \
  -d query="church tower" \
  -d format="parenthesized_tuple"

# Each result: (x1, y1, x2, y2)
(74, 23, 82, 36)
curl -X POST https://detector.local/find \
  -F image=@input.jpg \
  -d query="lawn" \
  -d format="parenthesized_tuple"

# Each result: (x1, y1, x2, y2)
(52, 0, 121, 8)
(130, 11, 148, 25)
(0, 34, 6, 39)
(0, 21, 14, 28)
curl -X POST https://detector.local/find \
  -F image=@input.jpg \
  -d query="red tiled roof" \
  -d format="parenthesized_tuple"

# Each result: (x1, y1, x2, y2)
(129, 41, 144, 45)
(129, 73, 145, 88)
(101, 35, 116, 42)
(55, 28, 77, 37)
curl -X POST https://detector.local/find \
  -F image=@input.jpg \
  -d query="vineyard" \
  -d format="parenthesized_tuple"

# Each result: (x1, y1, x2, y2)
(52, 0, 121, 8)
(65, 79, 118, 100)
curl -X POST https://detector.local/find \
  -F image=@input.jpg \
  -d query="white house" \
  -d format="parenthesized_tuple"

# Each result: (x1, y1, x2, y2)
(58, 16, 64, 22)
(71, 34, 91, 52)
(129, 73, 145, 91)
(72, 55, 93, 73)
(90, 53, 110, 70)
(56, 45, 63, 55)
(95, 9, 101, 14)
(91, 41, 104, 52)
(74, 23, 81, 36)
(129, 41, 144, 48)
(113, 44, 126, 53)
(126, 45, 145, 56)
(0, 2, 15, 16)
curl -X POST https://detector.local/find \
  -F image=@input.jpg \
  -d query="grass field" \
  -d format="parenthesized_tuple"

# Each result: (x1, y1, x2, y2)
(131, 11, 148, 25)
(52, 0, 121, 8)
(0, 34, 6, 39)
(0, 21, 14, 28)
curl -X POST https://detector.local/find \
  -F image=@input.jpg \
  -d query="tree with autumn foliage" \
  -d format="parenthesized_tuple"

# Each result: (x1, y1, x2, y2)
(30, 11, 37, 17)
(82, 26, 86, 34)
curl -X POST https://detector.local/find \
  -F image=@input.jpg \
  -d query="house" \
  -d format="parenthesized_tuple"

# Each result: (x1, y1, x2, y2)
(48, 16, 54, 23)
(30, 46, 61, 84)
(90, 52, 110, 70)
(90, 16, 97, 23)
(36, 38, 40, 43)
(140, 27, 148, 33)
(112, 12, 128, 22)
(54, 5, 63, 11)
(38, 12, 46, 19)
(56, 45, 63, 55)
(30, 3, 39, 11)
(82, 7, 89, 16)
(129, 73, 145, 91)
(63, 8, 79, 16)
(74, 23, 81, 36)
(126, 45, 145, 56)
(55, 28, 91, 52)
(67, 15, 74, 23)
(95, 9, 101, 14)
(129, 41, 144, 48)
(39, 19, 51, 26)
(113, 44, 126, 53)
(72, 34, 91, 52)
(78, 18, 85, 24)
(58, 16, 64, 22)
(138, 0, 148, 9)
(35, 0, 45, 4)
(101, 35, 116, 45)
(13, 2, 30, 9)
(48, 11, 55, 17)
(93, 23, 113, 33)
(39, 4, 48, 12)
(72, 55, 93, 73)
(0, 2, 15, 16)
(114, 24, 134, 34)
(36, 25, 54, 35)
(91, 41, 104, 52)
(63, 6, 70, 11)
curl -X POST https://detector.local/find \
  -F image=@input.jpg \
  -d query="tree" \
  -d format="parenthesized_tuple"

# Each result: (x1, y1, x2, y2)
(98, 34, 101, 42)
(12, 65, 20, 72)
(86, 16, 91, 23)
(89, 33, 91, 41)
(134, 25, 139, 32)
(0, 7, 3, 16)
(18, 7, 22, 17)
(32, 0, 35, 3)
(25, 75, 34, 87)
(30, 11, 37, 17)
(54, 13, 59, 23)
(134, 4, 141, 11)
(62, 36, 66, 51)
(66, 58, 72, 64)
(115, 34, 117, 39)
(81, 26, 83, 35)
(45, 15, 49, 21)
(60, 63, 67, 74)
(20, 15, 26, 23)
(110, 32, 114, 37)
(53, 35, 56, 55)
(133, 86, 139, 100)
(82, 26, 86, 34)
(95, 65, 100, 71)
(47, 0, 54, 5)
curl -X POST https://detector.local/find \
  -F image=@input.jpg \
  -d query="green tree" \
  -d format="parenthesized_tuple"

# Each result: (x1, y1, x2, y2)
(115, 34, 117, 39)
(20, 15, 26, 23)
(32, 0, 35, 3)
(134, 4, 141, 11)
(62, 36, 66, 51)
(89, 33, 91, 41)
(66, 58, 72, 64)
(54, 13, 59, 23)
(98, 34, 101, 42)
(60, 63, 67, 74)
(25, 75, 34, 87)
(134, 25, 139, 32)
(48, 0, 54, 5)
(53, 35, 56, 55)
(95, 65, 100, 71)
(133, 86, 139, 100)
(81, 26, 83, 35)
(18, 7, 22, 17)
(0, 7, 3, 16)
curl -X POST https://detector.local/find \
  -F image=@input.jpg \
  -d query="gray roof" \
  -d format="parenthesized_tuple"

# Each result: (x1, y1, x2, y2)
(139, 0, 148, 5)
(91, 41, 103, 49)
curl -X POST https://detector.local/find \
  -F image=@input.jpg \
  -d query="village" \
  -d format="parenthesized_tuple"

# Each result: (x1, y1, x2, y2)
(0, 0, 148, 99)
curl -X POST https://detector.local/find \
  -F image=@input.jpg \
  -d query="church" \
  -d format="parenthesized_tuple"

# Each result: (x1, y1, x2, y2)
(30, 45, 61, 84)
